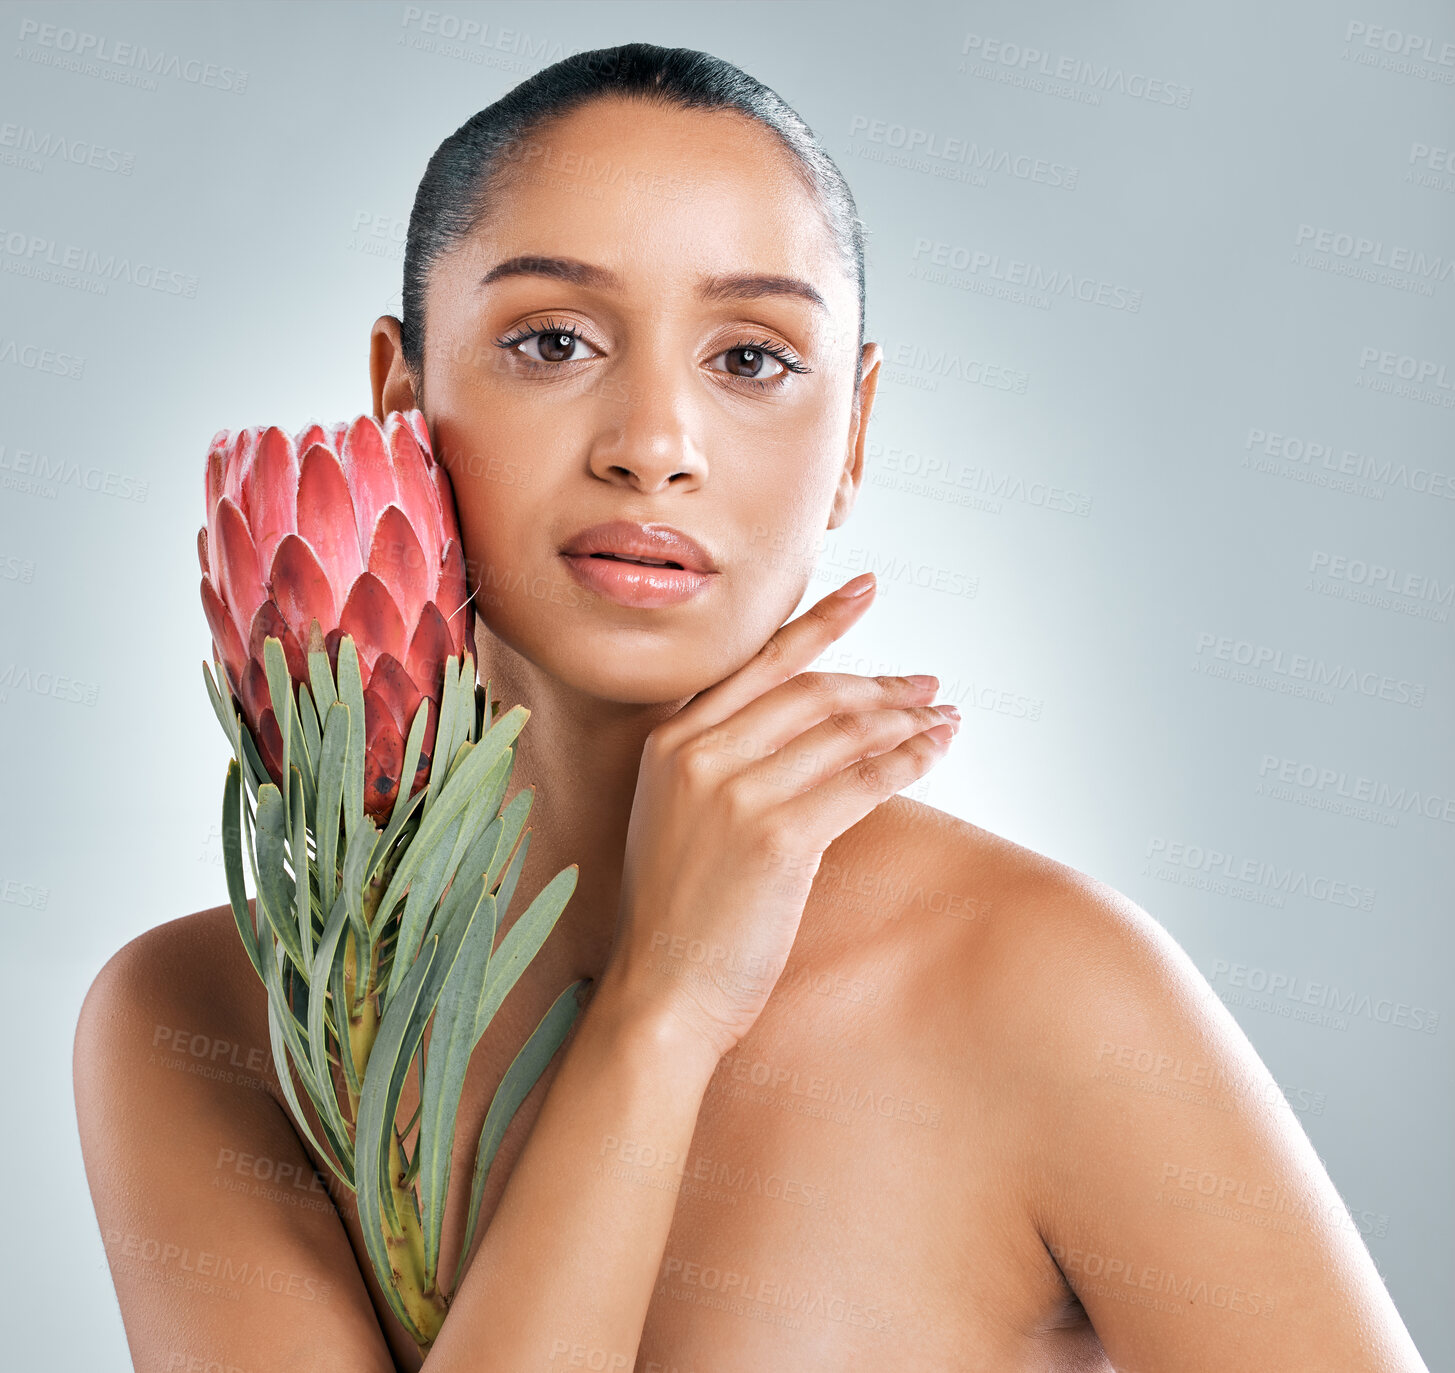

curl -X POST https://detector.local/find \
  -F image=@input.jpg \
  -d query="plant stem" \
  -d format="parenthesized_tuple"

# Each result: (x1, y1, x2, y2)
(343, 837, 449, 1352)
(386, 1130, 449, 1349)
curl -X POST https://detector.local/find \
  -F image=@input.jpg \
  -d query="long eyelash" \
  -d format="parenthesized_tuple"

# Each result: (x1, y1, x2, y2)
(494, 316, 581, 351)
(737, 337, 810, 375)
(492, 320, 811, 390)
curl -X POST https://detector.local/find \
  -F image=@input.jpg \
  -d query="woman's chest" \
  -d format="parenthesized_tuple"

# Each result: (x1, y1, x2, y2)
(315, 967, 1080, 1373)
(630, 995, 1073, 1371)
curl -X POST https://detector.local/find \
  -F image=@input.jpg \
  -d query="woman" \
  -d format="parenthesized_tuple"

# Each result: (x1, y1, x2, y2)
(74, 42, 1428, 1373)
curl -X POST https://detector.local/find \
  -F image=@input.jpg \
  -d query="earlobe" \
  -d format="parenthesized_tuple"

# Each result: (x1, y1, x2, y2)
(369, 316, 418, 420)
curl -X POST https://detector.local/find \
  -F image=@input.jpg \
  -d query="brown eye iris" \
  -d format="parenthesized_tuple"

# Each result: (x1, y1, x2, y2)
(723, 346, 784, 379)
(537, 332, 576, 362)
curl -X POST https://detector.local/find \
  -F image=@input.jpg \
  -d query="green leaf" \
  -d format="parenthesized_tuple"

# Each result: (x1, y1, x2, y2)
(353, 940, 435, 1320)
(416, 888, 497, 1284)
(328, 921, 363, 1106)
(293, 700, 318, 834)
(340, 810, 380, 953)
(391, 697, 430, 832)
(265, 976, 354, 1195)
(263, 637, 295, 835)
(309, 645, 337, 716)
(382, 806, 466, 1010)
(424, 656, 463, 817)
(366, 780, 428, 889)
(306, 889, 360, 1172)
(431, 704, 527, 829)
(238, 720, 269, 800)
(336, 636, 367, 845)
(254, 784, 306, 977)
(298, 679, 322, 779)
(204, 659, 261, 798)
(486, 788, 532, 899)
(453, 978, 587, 1293)
(473, 864, 578, 1044)
(289, 765, 312, 968)
(492, 827, 531, 926)
(316, 701, 350, 919)
(434, 816, 504, 946)
(202, 659, 236, 751)
(220, 760, 264, 983)
(370, 706, 528, 986)
(441, 748, 513, 895)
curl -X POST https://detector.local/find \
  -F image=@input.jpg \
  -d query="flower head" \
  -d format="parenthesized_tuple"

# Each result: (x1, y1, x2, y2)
(199, 410, 473, 819)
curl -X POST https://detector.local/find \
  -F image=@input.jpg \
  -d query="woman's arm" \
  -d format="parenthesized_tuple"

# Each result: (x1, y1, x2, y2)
(74, 914, 401, 1372)
(75, 909, 720, 1373)
(985, 871, 1430, 1372)
(421, 969, 720, 1371)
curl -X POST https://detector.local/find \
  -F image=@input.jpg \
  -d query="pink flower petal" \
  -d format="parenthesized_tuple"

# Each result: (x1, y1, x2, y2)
(341, 415, 398, 556)
(336, 571, 407, 679)
(240, 656, 273, 734)
(296, 442, 364, 607)
(200, 574, 246, 691)
(404, 602, 454, 704)
(214, 496, 267, 645)
(245, 426, 299, 576)
(247, 599, 308, 685)
(225, 428, 262, 520)
(367, 505, 431, 631)
(435, 537, 469, 649)
(362, 687, 405, 821)
(431, 463, 462, 549)
(256, 706, 285, 790)
(406, 409, 432, 459)
(294, 420, 328, 453)
(367, 651, 422, 738)
(268, 533, 338, 649)
(385, 414, 442, 578)
(205, 440, 228, 584)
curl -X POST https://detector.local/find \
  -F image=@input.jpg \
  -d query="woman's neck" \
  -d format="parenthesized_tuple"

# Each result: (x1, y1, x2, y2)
(472, 623, 687, 983)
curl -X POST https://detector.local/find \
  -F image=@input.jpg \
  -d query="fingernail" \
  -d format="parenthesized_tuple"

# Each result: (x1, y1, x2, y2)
(906, 674, 938, 689)
(838, 573, 875, 598)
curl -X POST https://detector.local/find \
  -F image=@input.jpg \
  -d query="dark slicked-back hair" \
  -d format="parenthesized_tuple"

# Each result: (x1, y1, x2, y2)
(401, 42, 866, 395)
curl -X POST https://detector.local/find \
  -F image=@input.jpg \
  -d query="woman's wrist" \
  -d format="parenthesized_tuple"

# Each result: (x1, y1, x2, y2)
(585, 959, 730, 1086)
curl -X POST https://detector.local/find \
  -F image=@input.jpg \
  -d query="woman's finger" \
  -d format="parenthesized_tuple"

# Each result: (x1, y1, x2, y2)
(767, 721, 955, 853)
(655, 573, 883, 743)
(729, 704, 958, 807)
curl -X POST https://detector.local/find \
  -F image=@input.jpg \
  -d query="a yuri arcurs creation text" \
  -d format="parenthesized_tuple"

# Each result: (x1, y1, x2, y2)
(197, 409, 584, 1352)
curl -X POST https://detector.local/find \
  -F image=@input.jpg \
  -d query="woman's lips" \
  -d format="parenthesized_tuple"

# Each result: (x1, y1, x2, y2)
(560, 551, 716, 607)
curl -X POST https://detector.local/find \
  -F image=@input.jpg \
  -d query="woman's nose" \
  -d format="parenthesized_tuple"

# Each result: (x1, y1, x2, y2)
(585, 359, 709, 494)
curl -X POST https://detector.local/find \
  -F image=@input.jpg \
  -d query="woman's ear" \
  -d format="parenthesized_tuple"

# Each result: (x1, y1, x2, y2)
(370, 315, 419, 419)
(827, 341, 883, 530)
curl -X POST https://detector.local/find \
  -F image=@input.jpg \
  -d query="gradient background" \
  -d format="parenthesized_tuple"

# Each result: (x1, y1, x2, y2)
(1, 0, 1450, 1365)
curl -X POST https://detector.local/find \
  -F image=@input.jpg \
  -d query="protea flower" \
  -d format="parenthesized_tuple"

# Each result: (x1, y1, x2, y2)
(198, 410, 472, 820)
(193, 408, 585, 1355)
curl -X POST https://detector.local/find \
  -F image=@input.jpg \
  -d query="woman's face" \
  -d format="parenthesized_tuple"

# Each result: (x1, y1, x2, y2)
(387, 96, 880, 705)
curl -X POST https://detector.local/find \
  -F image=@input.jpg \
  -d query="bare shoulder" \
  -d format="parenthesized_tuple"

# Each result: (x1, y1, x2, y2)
(76, 902, 277, 1104)
(851, 794, 1213, 1017)
(852, 798, 1429, 1371)
(849, 795, 1276, 1118)
(72, 904, 398, 1370)
(80, 903, 268, 1039)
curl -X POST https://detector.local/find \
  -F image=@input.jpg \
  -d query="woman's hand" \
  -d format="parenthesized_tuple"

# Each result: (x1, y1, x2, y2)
(600, 572, 960, 1060)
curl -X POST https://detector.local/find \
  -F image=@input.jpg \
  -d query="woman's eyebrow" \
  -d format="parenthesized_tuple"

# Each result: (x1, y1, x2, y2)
(477, 255, 826, 311)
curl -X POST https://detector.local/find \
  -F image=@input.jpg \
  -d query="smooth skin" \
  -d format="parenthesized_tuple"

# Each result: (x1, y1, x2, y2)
(74, 96, 1429, 1372)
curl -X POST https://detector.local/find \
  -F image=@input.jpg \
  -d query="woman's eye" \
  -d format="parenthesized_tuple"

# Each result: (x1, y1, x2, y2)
(516, 330, 599, 364)
(710, 346, 787, 382)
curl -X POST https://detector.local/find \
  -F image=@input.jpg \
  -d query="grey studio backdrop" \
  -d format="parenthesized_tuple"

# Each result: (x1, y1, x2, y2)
(1, 0, 1450, 1365)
